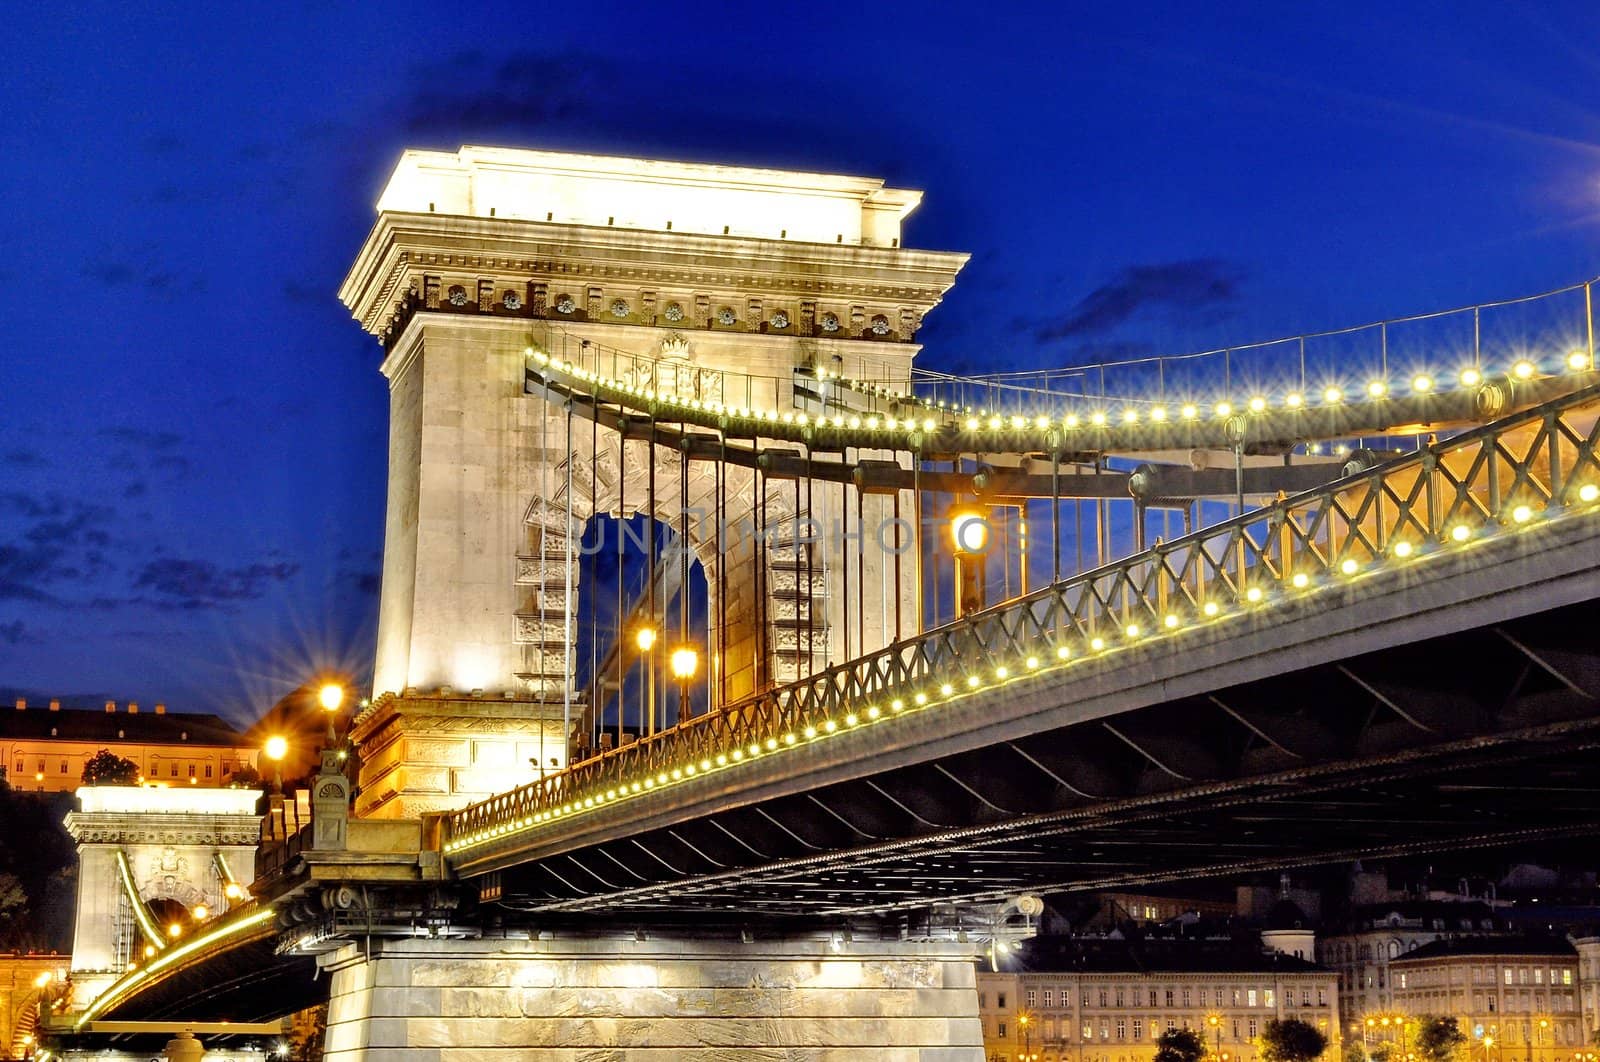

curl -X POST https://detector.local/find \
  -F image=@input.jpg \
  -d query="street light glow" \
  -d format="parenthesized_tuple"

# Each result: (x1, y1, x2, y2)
(318, 683, 344, 711)
(670, 645, 699, 680)
(264, 736, 288, 761)
(634, 626, 657, 652)
(950, 508, 989, 555)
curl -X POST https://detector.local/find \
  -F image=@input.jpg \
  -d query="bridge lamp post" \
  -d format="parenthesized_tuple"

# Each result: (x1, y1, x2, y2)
(949, 506, 990, 618)
(318, 683, 344, 747)
(264, 735, 288, 793)
(670, 644, 698, 724)
(1209, 1013, 1223, 1057)
(1018, 1011, 1035, 1061)
(635, 626, 657, 736)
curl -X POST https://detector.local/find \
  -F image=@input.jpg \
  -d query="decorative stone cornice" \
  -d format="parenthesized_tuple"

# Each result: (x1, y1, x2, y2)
(63, 810, 260, 847)
(340, 213, 966, 350)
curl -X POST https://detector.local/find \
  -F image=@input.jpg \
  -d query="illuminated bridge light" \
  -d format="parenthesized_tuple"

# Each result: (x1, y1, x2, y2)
(1513, 360, 1536, 380)
(1291, 572, 1309, 589)
(1090, 411, 1107, 426)
(1125, 623, 1141, 638)
(845, 713, 859, 727)
(1248, 397, 1266, 413)
(1164, 614, 1180, 629)
(866, 707, 881, 720)
(1090, 637, 1106, 652)
(1203, 601, 1220, 617)
(1392, 541, 1413, 558)
(1570, 351, 1592, 371)
(1511, 504, 1533, 524)
(1285, 393, 1303, 408)
(890, 698, 905, 711)
(1367, 380, 1387, 398)
(1150, 406, 1167, 422)
(1340, 558, 1360, 575)
(1180, 404, 1198, 420)
(995, 665, 1009, 679)
(1580, 484, 1599, 503)
(1214, 401, 1232, 417)
(1245, 586, 1263, 603)
(1025, 656, 1040, 669)
(803, 726, 816, 738)
(1323, 386, 1343, 404)
(967, 674, 981, 688)
(940, 682, 954, 696)
(1411, 374, 1433, 393)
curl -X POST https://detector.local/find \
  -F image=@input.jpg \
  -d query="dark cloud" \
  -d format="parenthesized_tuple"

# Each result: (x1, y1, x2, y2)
(81, 260, 190, 296)
(122, 481, 148, 499)
(98, 427, 181, 451)
(400, 50, 610, 138)
(0, 494, 115, 603)
(133, 558, 299, 610)
(0, 621, 28, 646)
(2, 450, 46, 468)
(1035, 259, 1247, 341)
(143, 133, 184, 155)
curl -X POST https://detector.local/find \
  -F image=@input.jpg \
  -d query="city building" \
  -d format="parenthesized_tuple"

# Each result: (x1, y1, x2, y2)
(0, 953, 69, 1059)
(978, 935, 1341, 1062)
(1318, 901, 1502, 1023)
(1388, 937, 1580, 1060)
(0, 699, 257, 792)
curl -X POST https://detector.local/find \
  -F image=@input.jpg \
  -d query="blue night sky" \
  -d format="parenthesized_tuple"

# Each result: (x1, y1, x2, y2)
(2, 1, 1597, 724)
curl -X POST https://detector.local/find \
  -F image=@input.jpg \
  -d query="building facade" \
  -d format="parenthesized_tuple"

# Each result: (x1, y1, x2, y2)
(978, 938, 1341, 1062)
(0, 699, 257, 792)
(1318, 902, 1501, 1025)
(1389, 938, 1581, 1062)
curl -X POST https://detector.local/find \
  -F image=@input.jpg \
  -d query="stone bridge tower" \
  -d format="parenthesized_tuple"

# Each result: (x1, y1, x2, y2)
(62, 785, 260, 1009)
(339, 146, 966, 818)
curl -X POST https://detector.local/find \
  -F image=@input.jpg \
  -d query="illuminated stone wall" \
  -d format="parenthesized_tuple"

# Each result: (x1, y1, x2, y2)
(321, 935, 983, 1060)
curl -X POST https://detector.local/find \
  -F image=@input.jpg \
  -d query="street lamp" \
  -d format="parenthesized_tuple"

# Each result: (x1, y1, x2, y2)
(635, 625, 658, 736)
(319, 683, 344, 745)
(1018, 1011, 1035, 1061)
(1209, 1014, 1223, 1057)
(670, 644, 699, 725)
(949, 505, 990, 617)
(264, 735, 288, 792)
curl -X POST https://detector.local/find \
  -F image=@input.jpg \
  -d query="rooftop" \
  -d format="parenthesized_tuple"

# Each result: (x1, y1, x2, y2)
(0, 702, 250, 748)
(996, 936, 1329, 975)
(1393, 936, 1576, 963)
(370, 145, 924, 247)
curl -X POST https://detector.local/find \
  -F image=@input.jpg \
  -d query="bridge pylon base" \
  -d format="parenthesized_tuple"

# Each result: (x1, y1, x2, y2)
(319, 933, 982, 1060)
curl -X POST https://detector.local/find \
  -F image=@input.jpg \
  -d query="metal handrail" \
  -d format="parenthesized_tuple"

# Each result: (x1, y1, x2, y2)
(445, 378, 1600, 855)
(909, 277, 1597, 412)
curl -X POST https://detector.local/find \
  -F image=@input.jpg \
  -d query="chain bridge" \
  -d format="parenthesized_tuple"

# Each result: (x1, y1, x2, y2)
(53, 147, 1600, 1061)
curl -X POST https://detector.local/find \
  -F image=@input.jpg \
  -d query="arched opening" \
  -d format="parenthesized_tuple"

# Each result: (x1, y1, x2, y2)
(570, 513, 710, 761)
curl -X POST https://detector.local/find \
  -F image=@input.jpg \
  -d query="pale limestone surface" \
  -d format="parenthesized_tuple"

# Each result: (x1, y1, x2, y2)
(339, 147, 966, 819)
(321, 936, 983, 1061)
(63, 786, 260, 1009)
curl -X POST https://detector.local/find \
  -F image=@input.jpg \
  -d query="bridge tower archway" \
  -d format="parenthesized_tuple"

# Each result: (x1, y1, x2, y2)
(342, 147, 966, 819)
(62, 786, 261, 1011)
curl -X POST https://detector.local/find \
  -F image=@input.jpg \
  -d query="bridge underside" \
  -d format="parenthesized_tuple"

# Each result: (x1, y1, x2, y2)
(496, 595, 1600, 918)
(71, 937, 318, 1027)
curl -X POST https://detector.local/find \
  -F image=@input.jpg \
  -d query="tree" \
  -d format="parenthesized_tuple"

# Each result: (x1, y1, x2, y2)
(1416, 1017, 1468, 1062)
(1156, 1028, 1208, 1062)
(81, 749, 139, 785)
(1261, 1019, 1330, 1062)
(1344, 1042, 1369, 1062)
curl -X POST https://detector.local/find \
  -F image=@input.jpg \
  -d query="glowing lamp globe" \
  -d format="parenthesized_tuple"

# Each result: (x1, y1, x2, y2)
(669, 645, 699, 680)
(318, 684, 344, 711)
(264, 736, 288, 762)
(950, 508, 990, 555)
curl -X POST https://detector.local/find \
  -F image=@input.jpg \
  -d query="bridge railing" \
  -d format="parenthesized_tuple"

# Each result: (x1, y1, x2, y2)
(445, 379, 1600, 854)
(911, 277, 1597, 416)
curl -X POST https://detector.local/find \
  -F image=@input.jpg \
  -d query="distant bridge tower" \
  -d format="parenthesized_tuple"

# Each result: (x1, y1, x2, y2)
(62, 786, 260, 1009)
(339, 146, 966, 818)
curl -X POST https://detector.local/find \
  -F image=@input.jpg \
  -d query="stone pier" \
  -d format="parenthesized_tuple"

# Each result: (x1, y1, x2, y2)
(320, 935, 982, 1061)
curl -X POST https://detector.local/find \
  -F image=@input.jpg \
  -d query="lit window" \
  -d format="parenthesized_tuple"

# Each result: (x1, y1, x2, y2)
(59, 760, 68, 774)
(1027, 990, 1037, 1008)
(998, 1021, 1007, 1038)
(1134, 1019, 1144, 1040)
(1116, 1020, 1126, 1041)
(1043, 989, 1053, 1008)
(204, 763, 213, 778)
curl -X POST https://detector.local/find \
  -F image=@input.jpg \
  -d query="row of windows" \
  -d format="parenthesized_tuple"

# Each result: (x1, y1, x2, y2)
(13, 758, 220, 778)
(1012, 986, 1329, 1010)
(989, 1016, 1279, 1043)
(1397, 966, 1574, 988)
